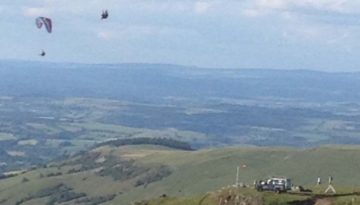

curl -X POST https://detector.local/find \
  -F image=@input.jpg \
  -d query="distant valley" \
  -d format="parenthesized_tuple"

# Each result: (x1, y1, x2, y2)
(1, 61, 360, 173)
(1, 61, 360, 204)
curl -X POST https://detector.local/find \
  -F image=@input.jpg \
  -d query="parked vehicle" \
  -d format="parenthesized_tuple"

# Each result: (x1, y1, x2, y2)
(255, 177, 292, 193)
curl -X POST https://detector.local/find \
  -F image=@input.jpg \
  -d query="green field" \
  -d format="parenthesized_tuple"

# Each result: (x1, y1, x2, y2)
(2, 96, 360, 174)
(0, 133, 16, 141)
(1, 145, 360, 204)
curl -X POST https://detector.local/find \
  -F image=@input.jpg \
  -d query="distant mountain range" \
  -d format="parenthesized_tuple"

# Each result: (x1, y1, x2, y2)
(1, 60, 360, 102)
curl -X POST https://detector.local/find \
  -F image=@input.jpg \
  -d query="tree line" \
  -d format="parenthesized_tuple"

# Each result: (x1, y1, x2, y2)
(98, 137, 193, 151)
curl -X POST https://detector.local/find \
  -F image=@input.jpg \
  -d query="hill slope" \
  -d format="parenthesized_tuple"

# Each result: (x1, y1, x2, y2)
(1, 145, 360, 205)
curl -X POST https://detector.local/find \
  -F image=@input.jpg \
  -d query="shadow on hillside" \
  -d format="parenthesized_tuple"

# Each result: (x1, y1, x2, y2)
(288, 198, 315, 205)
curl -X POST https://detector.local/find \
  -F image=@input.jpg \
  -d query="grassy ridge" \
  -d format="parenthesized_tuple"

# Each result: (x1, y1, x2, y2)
(1, 145, 360, 204)
(140, 187, 360, 205)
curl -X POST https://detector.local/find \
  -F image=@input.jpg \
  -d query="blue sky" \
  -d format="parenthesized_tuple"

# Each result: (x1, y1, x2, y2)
(1, 0, 360, 71)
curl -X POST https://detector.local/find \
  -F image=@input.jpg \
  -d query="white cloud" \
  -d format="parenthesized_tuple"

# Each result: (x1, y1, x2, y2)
(242, 9, 263, 17)
(235, 0, 360, 44)
(292, 0, 348, 13)
(132, 1, 189, 13)
(256, 0, 288, 10)
(112, 25, 200, 41)
(243, 0, 360, 17)
(194, 1, 211, 14)
(23, 7, 50, 17)
(97, 31, 113, 40)
(280, 19, 355, 46)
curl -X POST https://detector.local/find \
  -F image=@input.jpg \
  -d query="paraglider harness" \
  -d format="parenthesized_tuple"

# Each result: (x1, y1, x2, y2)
(40, 50, 46, 57)
(101, 10, 109, 20)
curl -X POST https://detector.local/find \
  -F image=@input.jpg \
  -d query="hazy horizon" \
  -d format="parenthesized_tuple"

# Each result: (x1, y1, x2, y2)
(2, 59, 360, 74)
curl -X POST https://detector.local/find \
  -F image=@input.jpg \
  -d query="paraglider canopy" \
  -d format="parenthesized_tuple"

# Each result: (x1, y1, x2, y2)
(101, 10, 109, 20)
(36, 17, 52, 33)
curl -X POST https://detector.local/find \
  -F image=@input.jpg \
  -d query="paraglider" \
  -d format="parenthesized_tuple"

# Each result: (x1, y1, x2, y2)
(101, 10, 109, 20)
(35, 17, 52, 56)
(35, 17, 52, 33)
(39, 50, 46, 57)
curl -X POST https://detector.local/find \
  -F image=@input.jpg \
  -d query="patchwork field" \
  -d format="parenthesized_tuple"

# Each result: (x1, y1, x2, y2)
(2, 96, 360, 175)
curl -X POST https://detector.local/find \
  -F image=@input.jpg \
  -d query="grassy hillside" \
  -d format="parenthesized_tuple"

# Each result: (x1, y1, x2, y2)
(1, 145, 360, 204)
(136, 187, 360, 205)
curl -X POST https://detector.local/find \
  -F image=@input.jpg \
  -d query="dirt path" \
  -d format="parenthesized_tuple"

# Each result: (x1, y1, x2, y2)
(314, 198, 334, 205)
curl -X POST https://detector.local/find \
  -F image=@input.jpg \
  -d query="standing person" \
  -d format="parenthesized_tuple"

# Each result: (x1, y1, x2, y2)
(325, 176, 336, 194)
(328, 176, 333, 185)
(317, 177, 321, 185)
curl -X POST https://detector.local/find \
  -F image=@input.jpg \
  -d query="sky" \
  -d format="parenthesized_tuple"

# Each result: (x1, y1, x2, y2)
(2, 0, 360, 71)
